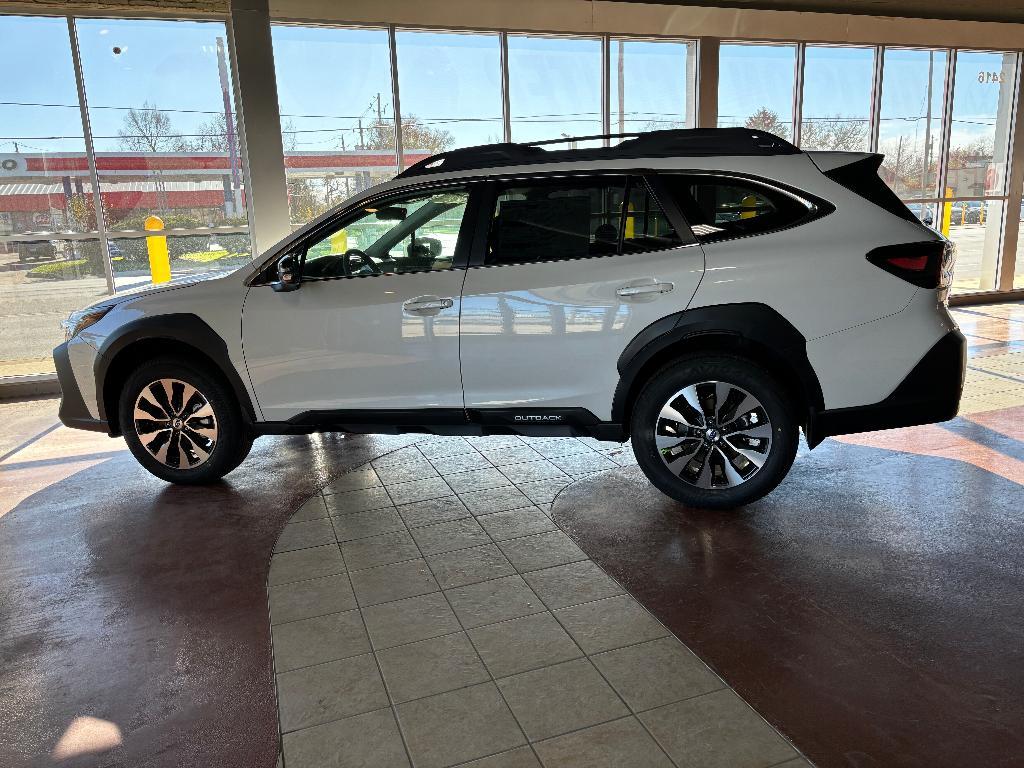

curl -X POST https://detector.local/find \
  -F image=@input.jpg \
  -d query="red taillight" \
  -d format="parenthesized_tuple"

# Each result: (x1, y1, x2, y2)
(866, 241, 948, 289)
(887, 254, 929, 271)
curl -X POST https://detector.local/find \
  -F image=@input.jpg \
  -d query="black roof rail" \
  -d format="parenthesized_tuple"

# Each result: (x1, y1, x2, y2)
(397, 128, 800, 179)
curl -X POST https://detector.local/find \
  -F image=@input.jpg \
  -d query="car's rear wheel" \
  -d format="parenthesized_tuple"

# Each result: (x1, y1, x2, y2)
(631, 355, 798, 509)
(119, 357, 252, 484)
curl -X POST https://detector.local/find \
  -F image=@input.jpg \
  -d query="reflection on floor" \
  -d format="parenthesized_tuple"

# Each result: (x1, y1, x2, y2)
(0, 301, 1021, 768)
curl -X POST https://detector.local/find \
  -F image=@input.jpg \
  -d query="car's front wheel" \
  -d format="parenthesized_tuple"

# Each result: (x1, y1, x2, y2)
(631, 355, 798, 509)
(119, 357, 252, 484)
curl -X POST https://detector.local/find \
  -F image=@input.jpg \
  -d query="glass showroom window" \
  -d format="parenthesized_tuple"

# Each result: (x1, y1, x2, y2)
(395, 30, 503, 165)
(878, 48, 948, 201)
(272, 25, 397, 226)
(610, 38, 696, 138)
(0, 16, 111, 378)
(76, 18, 250, 291)
(718, 43, 797, 139)
(507, 35, 602, 144)
(943, 50, 1018, 293)
(800, 45, 874, 151)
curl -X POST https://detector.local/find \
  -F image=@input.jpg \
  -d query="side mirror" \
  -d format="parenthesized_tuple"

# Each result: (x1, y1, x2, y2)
(271, 253, 301, 292)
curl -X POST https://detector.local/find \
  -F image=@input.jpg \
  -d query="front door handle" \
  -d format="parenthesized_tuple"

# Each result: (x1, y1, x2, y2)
(616, 281, 675, 298)
(403, 295, 454, 315)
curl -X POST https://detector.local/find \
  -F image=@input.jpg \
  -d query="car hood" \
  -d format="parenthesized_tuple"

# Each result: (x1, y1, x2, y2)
(81, 269, 236, 311)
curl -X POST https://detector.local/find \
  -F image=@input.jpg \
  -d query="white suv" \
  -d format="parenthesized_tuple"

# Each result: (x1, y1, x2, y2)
(54, 129, 965, 508)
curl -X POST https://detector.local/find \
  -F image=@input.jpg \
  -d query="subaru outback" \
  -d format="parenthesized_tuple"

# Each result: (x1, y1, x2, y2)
(54, 128, 965, 508)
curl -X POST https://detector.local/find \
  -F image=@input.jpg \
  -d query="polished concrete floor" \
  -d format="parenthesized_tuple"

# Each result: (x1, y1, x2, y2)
(0, 302, 1021, 767)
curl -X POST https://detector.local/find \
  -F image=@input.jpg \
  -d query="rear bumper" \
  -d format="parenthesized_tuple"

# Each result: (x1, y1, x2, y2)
(54, 342, 109, 433)
(806, 329, 966, 447)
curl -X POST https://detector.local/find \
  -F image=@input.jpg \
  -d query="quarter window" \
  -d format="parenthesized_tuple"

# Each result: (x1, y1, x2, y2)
(666, 176, 809, 242)
(486, 177, 681, 265)
(301, 188, 470, 279)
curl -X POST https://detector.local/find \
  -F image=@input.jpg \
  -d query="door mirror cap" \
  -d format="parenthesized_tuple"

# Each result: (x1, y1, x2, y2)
(271, 254, 301, 292)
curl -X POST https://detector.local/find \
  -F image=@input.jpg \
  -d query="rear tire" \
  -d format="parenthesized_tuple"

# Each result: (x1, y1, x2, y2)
(119, 357, 252, 484)
(631, 355, 798, 509)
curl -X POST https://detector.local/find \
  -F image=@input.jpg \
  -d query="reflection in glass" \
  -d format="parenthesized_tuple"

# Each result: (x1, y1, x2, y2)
(718, 43, 797, 139)
(77, 19, 247, 240)
(878, 48, 947, 198)
(610, 39, 695, 137)
(395, 30, 503, 163)
(272, 25, 397, 225)
(800, 46, 874, 151)
(944, 199, 1003, 293)
(507, 35, 602, 143)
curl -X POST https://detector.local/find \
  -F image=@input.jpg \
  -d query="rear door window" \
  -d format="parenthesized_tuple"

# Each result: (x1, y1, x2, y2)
(485, 176, 682, 266)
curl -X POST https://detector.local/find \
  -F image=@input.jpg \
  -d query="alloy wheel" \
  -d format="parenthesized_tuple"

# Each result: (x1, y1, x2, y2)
(655, 380, 772, 489)
(133, 378, 218, 469)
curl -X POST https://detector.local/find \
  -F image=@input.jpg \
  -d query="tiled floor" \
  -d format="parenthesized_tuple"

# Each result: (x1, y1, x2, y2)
(268, 436, 809, 768)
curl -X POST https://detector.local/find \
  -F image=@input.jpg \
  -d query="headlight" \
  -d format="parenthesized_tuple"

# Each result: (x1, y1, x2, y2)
(61, 305, 114, 342)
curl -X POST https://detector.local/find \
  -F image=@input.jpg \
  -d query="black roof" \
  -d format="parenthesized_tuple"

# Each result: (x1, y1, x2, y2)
(397, 128, 800, 179)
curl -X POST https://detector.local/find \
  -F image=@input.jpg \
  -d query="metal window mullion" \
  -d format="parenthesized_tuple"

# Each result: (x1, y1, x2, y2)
(997, 51, 1024, 291)
(936, 49, 956, 203)
(601, 35, 611, 146)
(388, 25, 404, 170)
(792, 43, 806, 146)
(500, 31, 512, 142)
(869, 45, 884, 152)
(67, 16, 114, 294)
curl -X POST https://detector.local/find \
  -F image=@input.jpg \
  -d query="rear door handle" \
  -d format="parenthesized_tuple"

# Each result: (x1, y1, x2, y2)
(616, 281, 675, 298)
(403, 295, 454, 315)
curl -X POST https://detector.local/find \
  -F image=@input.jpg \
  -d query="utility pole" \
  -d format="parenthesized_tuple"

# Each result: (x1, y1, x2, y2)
(357, 119, 364, 148)
(617, 41, 625, 134)
(216, 36, 242, 218)
(922, 50, 934, 198)
(375, 93, 383, 122)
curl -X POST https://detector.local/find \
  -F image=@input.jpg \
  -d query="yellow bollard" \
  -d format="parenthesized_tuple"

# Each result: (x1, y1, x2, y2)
(144, 215, 171, 284)
(941, 188, 953, 237)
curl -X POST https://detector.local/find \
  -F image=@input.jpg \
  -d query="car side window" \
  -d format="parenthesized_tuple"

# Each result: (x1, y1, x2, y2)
(664, 175, 808, 242)
(301, 188, 470, 279)
(485, 177, 681, 266)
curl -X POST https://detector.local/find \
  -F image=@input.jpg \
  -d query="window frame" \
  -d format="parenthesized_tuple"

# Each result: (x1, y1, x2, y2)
(471, 170, 695, 268)
(661, 171, 833, 244)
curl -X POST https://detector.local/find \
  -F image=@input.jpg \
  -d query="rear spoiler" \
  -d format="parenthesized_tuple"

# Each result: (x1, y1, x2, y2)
(805, 151, 878, 174)
(807, 151, 922, 226)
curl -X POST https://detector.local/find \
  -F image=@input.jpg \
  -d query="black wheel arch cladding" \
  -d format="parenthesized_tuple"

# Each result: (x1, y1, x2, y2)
(95, 313, 257, 433)
(613, 302, 825, 427)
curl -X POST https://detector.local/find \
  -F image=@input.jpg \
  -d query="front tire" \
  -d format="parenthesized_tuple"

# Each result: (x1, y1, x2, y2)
(631, 355, 798, 509)
(119, 357, 252, 484)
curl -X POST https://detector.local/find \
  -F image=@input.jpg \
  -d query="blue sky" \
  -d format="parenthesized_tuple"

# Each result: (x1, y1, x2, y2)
(0, 14, 1012, 158)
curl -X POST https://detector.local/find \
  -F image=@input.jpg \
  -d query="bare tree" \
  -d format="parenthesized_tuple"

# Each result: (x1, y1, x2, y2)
(363, 116, 453, 155)
(744, 107, 791, 140)
(800, 117, 869, 151)
(116, 102, 188, 153)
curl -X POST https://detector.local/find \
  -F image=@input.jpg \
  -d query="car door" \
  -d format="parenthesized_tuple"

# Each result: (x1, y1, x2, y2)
(459, 173, 704, 422)
(242, 183, 478, 422)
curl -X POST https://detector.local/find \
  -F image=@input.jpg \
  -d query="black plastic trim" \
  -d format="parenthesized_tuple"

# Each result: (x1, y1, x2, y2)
(54, 341, 109, 433)
(255, 407, 626, 441)
(93, 313, 257, 430)
(805, 329, 966, 447)
(612, 303, 825, 424)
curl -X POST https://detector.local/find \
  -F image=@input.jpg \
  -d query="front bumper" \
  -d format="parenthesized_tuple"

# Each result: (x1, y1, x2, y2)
(54, 341, 109, 433)
(806, 329, 966, 447)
